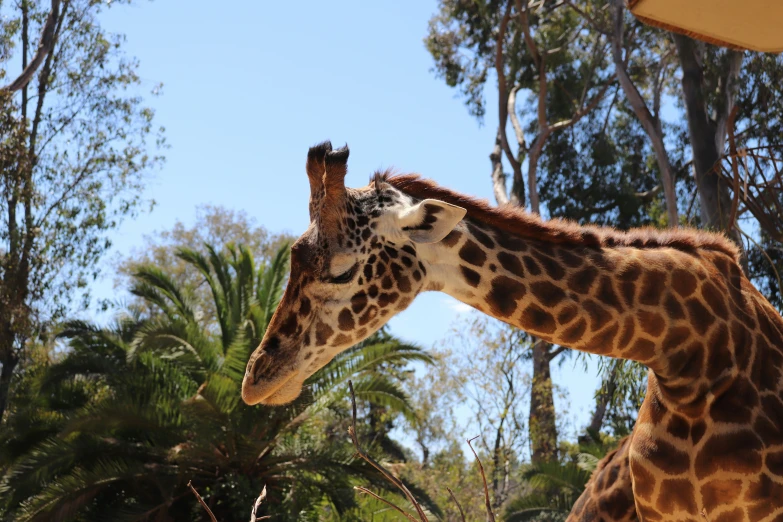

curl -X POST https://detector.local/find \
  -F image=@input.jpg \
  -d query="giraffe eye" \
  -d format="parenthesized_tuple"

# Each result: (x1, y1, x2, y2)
(329, 265, 356, 284)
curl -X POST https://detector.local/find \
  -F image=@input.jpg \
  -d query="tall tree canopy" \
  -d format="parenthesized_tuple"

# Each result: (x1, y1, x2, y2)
(426, 0, 783, 476)
(0, 0, 165, 420)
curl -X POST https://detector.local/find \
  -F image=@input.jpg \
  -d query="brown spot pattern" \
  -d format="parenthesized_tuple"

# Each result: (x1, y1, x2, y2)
(487, 276, 526, 317)
(460, 266, 481, 287)
(497, 251, 525, 278)
(459, 240, 487, 267)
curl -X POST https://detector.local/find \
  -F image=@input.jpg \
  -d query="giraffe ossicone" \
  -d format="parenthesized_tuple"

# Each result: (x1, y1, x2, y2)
(243, 141, 783, 521)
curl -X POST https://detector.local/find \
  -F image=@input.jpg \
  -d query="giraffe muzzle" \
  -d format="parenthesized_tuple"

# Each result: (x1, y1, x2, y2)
(241, 347, 302, 406)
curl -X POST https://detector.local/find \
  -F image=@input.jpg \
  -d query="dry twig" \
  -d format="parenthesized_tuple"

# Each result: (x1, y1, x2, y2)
(446, 487, 467, 522)
(249, 486, 270, 521)
(467, 436, 496, 522)
(187, 480, 218, 522)
(715, 145, 783, 243)
(346, 380, 505, 521)
(347, 380, 428, 522)
(355, 486, 422, 521)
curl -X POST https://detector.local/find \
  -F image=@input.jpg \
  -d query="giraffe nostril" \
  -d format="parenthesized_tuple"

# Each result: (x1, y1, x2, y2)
(248, 337, 282, 383)
(249, 354, 267, 382)
(263, 336, 281, 356)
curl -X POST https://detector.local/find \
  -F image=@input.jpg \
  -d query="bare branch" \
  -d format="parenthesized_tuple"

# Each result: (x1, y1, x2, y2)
(737, 223, 782, 294)
(519, 3, 546, 133)
(714, 50, 743, 156)
(490, 130, 510, 205)
(601, 84, 620, 134)
(517, 0, 547, 215)
(652, 48, 674, 121)
(249, 486, 270, 522)
(355, 487, 419, 521)
(347, 381, 428, 522)
(547, 345, 568, 361)
(446, 487, 467, 522)
(467, 436, 496, 522)
(578, 38, 603, 108)
(187, 481, 217, 522)
(519, 0, 541, 68)
(635, 184, 662, 201)
(713, 146, 783, 243)
(508, 84, 527, 153)
(496, 1, 522, 175)
(0, 0, 61, 94)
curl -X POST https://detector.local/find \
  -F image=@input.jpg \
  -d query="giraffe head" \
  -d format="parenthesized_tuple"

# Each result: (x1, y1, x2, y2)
(241, 141, 466, 405)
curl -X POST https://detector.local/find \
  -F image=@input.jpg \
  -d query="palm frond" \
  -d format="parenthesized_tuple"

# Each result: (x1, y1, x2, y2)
(12, 458, 157, 522)
(256, 244, 290, 326)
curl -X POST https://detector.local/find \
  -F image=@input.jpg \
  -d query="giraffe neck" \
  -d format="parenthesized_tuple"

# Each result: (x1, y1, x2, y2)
(419, 216, 752, 387)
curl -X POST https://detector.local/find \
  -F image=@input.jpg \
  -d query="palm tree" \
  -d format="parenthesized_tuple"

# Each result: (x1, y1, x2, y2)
(0, 243, 436, 521)
(503, 437, 620, 522)
(503, 461, 592, 522)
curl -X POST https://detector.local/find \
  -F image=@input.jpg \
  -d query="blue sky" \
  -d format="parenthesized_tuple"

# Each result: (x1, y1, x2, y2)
(94, 0, 603, 446)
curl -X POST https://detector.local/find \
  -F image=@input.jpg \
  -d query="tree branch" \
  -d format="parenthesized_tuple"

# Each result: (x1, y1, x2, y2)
(518, 0, 547, 215)
(547, 345, 568, 361)
(446, 487, 467, 522)
(249, 486, 271, 521)
(713, 50, 743, 156)
(507, 84, 527, 154)
(564, 0, 611, 35)
(0, 0, 61, 94)
(490, 130, 510, 205)
(187, 481, 217, 522)
(496, 2, 523, 176)
(29, 0, 69, 159)
(635, 184, 662, 201)
(468, 436, 497, 522)
(652, 48, 674, 121)
(610, 0, 678, 227)
(355, 487, 418, 522)
(549, 73, 615, 132)
(726, 106, 741, 239)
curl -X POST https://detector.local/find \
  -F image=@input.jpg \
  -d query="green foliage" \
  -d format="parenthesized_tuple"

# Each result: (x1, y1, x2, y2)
(504, 435, 621, 522)
(113, 204, 294, 321)
(0, 242, 434, 521)
(0, 0, 165, 317)
(0, 0, 165, 422)
(747, 232, 783, 312)
(504, 461, 591, 522)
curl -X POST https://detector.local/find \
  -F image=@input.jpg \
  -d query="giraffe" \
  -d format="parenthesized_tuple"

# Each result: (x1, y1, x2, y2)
(568, 435, 638, 521)
(242, 141, 783, 521)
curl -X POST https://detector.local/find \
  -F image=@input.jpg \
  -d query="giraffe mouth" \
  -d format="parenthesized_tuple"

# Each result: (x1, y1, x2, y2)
(241, 366, 302, 406)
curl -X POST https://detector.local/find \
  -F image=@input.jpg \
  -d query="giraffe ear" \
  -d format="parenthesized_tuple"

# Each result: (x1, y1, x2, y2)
(396, 199, 466, 244)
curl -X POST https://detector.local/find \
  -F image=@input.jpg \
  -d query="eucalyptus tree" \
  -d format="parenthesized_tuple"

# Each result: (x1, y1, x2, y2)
(0, 0, 165, 420)
(427, 0, 783, 453)
(427, 0, 614, 462)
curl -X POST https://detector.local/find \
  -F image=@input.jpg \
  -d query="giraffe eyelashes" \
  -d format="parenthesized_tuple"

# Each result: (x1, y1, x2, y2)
(328, 264, 357, 284)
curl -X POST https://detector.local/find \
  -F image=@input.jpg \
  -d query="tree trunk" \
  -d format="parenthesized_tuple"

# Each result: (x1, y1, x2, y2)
(673, 34, 747, 271)
(0, 351, 19, 421)
(491, 414, 505, 509)
(490, 130, 510, 206)
(529, 339, 558, 463)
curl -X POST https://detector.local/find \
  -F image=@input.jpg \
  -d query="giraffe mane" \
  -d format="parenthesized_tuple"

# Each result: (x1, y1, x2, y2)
(382, 172, 741, 262)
